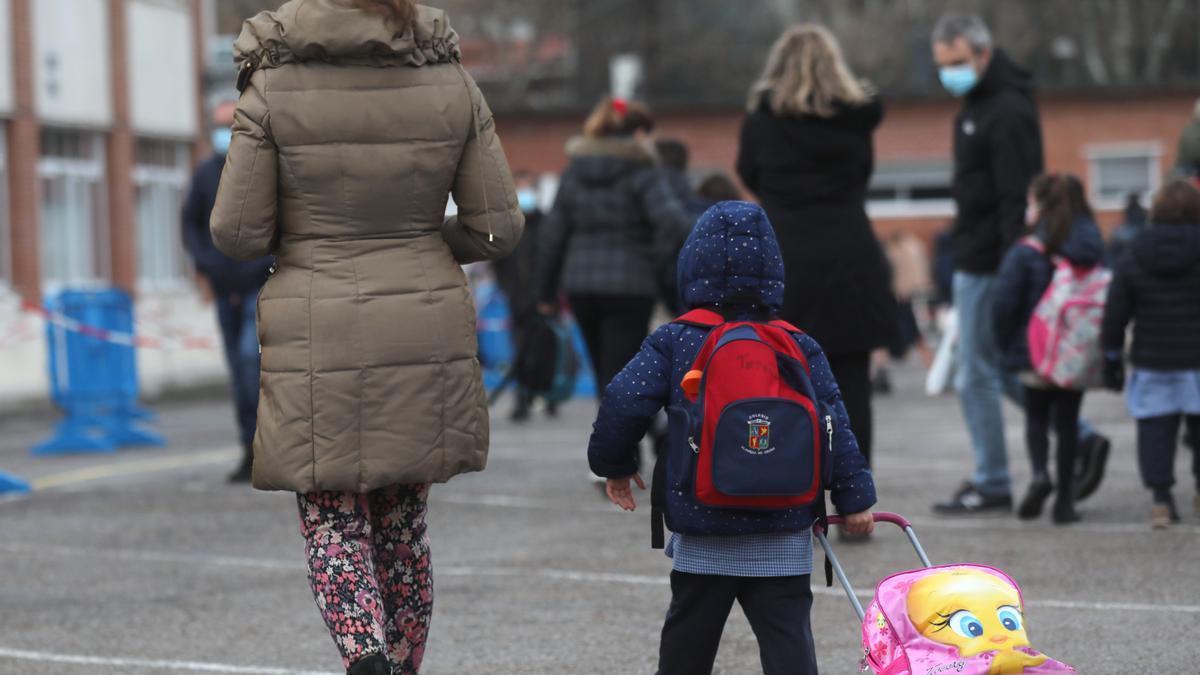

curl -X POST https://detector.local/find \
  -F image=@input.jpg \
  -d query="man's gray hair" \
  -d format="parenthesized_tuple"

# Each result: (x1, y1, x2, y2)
(932, 12, 992, 52)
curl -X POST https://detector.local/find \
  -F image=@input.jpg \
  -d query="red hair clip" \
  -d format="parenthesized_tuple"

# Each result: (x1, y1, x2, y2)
(611, 97, 628, 116)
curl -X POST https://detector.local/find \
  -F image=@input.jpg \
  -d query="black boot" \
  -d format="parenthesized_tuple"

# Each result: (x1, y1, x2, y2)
(1017, 476, 1053, 520)
(347, 653, 390, 675)
(227, 443, 253, 483)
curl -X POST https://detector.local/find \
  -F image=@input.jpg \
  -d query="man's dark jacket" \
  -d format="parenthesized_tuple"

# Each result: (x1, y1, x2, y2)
(182, 154, 273, 295)
(950, 50, 1044, 275)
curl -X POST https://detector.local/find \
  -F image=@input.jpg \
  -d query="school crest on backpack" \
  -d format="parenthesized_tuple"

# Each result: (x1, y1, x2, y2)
(1022, 237, 1112, 390)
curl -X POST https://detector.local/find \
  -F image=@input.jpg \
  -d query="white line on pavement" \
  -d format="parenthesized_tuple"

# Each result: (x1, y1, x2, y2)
(0, 647, 337, 675)
(1, 540, 1197, 615)
(432, 491, 1197, 536)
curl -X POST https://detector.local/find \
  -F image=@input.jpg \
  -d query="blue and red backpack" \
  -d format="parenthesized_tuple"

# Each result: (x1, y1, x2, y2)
(651, 308, 834, 548)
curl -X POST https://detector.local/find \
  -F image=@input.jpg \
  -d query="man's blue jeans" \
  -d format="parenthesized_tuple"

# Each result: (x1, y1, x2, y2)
(953, 272, 1021, 497)
(215, 289, 261, 448)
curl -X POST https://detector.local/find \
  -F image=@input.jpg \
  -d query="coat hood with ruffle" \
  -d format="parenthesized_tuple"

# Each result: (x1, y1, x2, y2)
(233, 1, 460, 71)
(676, 201, 785, 311)
(563, 136, 656, 187)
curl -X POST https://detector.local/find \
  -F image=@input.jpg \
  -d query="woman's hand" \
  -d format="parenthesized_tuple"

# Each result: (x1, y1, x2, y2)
(842, 511, 875, 535)
(537, 302, 558, 317)
(606, 474, 646, 511)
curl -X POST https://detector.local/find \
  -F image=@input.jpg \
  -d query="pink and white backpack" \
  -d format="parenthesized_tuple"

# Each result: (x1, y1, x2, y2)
(1023, 237, 1111, 390)
(861, 564, 1075, 675)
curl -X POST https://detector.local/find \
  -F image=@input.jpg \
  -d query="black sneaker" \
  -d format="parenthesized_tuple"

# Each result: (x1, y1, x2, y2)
(933, 481, 1013, 514)
(1017, 477, 1054, 520)
(1074, 433, 1110, 501)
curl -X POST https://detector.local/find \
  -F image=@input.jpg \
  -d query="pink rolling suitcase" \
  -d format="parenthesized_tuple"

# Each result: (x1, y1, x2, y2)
(814, 513, 1076, 674)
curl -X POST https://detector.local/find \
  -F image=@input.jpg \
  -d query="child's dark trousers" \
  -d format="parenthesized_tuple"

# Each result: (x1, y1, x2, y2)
(657, 571, 817, 675)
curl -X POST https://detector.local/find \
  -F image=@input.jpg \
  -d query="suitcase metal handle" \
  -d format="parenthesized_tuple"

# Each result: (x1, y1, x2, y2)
(812, 512, 933, 621)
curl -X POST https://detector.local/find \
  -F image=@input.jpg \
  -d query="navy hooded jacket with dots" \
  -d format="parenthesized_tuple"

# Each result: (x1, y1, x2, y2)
(586, 201, 877, 536)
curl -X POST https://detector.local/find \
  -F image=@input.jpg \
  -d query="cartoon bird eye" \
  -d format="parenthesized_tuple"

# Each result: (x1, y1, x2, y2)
(997, 606, 1023, 632)
(948, 610, 985, 639)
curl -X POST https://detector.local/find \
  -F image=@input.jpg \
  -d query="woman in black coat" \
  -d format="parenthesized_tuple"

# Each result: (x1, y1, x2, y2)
(737, 24, 896, 466)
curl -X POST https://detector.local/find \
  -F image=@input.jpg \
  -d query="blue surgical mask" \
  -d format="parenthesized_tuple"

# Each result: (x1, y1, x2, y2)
(517, 189, 538, 213)
(939, 64, 978, 97)
(211, 128, 232, 155)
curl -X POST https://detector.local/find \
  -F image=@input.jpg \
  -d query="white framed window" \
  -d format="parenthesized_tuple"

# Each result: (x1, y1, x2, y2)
(133, 138, 190, 291)
(38, 128, 110, 290)
(1086, 142, 1163, 209)
(866, 160, 956, 219)
(0, 127, 11, 290)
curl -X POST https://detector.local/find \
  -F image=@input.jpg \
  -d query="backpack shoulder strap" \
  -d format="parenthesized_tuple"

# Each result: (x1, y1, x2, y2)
(769, 319, 804, 334)
(673, 308, 724, 327)
(1020, 235, 1046, 254)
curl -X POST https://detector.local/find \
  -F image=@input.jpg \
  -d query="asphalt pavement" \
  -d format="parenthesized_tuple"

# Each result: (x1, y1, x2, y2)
(0, 362, 1196, 674)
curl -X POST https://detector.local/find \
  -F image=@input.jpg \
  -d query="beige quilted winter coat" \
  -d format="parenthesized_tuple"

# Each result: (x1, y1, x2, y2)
(210, 1, 523, 493)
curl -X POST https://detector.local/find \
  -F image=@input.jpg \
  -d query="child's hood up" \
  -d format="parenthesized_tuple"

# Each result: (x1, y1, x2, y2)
(675, 200, 785, 311)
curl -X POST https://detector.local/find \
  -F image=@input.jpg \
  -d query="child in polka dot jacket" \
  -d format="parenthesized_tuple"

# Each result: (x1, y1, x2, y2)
(587, 201, 876, 675)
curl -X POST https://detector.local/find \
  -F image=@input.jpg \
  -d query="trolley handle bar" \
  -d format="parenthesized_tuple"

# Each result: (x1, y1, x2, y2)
(812, 511, 912, 536)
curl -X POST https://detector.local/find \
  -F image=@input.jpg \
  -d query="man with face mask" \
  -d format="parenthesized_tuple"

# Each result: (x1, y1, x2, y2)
(181, 101, 273, 482)
(929, 13, 1110, 514)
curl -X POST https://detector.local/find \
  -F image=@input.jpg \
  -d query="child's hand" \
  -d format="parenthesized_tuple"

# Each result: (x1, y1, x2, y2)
(606, 474, 646, 512)
(842, 511, 875, 535)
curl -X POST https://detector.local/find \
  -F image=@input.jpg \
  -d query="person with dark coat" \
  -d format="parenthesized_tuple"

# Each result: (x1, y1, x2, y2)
(536, 97, 692, 393)
(654, 138, 709, 314)
(929, 12, 1110, 514)
(181, 101, 273, 483)
(1107, 193, 1148, 263)
(993, 174, 1103, 525)
(1101, 179, 1200, 529)
(737, 24, 896, 469)
(492, 170, 548, 421)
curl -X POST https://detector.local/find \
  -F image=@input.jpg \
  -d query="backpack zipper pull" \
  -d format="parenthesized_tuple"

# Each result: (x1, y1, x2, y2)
(688, 436, 699, 453)
(826, 414, 833, 450)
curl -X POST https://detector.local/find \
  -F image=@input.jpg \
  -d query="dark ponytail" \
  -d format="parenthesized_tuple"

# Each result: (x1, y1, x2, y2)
(1030, 173, 1092, 255)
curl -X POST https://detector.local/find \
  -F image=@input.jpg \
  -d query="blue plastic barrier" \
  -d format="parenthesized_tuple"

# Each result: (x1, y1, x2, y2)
(0, 472, 30, 495)
(33, 289, 165, 455)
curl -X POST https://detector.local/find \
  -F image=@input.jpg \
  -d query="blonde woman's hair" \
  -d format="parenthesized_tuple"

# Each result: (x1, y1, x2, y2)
(747, 24, 871, 118)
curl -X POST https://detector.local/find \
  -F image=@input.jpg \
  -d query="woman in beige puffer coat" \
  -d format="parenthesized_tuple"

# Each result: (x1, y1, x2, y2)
(210, 1, 522, 672)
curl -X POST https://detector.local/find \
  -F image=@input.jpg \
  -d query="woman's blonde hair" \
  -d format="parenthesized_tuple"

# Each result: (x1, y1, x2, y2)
(747, 24, 871, 118)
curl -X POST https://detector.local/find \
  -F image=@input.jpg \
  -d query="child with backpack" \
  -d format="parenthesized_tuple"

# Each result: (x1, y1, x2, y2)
(587, 201, 876, 675)
(992, 173, 1105, 524)
(1101, 179, 1200, 529)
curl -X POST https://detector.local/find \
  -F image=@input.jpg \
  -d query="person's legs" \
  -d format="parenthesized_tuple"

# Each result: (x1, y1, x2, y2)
(827, 352, 872, 466)
(1017, 386, 1055, 520)
(1187, 415, 1200, 515)
(595, 296, 655, 391)
(1022, 386, 1053, 479)
(1137, 414, 1181, 527)
(657, 572, 738, 675)
(936, 272, 1012, 512)
(297, 491, 388, 671)
(737, 575, 817, 675)
(234, 291, 261, 461)
(566, 295, 605, 398)
(1050, 389, 1084, 523)
(368, 484, 433, 675)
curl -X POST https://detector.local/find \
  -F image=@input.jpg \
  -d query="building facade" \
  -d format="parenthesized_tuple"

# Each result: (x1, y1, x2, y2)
(0, 0, 207, 304)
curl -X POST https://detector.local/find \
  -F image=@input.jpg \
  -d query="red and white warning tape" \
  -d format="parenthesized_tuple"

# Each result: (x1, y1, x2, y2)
(14, 301, 217, 351)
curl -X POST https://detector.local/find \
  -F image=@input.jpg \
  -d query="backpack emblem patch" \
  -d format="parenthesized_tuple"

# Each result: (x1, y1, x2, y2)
(745, 414, 774, 454)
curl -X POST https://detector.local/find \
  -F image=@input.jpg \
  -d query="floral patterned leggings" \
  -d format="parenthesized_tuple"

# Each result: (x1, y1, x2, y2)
(297, 484, 433, 674)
